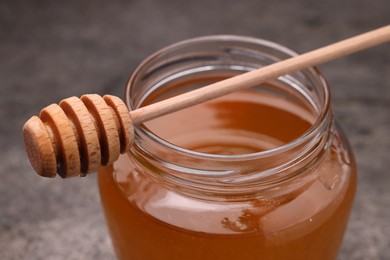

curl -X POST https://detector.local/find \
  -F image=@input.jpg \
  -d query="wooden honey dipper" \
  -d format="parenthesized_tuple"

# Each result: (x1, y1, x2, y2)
(23, 25, 390, 178)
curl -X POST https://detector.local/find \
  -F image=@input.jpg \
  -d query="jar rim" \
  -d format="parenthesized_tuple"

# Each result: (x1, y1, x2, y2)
(125, 35, 331, 162)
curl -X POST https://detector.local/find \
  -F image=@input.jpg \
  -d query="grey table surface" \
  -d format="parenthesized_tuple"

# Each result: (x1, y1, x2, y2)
(1, 1, 389, 259)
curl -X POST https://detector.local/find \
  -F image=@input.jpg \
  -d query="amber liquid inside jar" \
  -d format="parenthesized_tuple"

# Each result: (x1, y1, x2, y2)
(98, 36, 356, 260)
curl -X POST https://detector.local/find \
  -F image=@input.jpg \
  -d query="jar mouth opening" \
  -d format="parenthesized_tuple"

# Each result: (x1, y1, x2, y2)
(125, 35, 331, 161)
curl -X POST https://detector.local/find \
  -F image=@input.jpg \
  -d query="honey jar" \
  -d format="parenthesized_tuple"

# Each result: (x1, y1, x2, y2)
(98, 35, 356, 260)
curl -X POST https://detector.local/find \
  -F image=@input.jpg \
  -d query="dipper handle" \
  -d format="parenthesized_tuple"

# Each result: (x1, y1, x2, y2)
(23, 94, 133, 178)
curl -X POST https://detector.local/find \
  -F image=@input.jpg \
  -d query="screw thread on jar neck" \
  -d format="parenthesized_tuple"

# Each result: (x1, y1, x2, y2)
(125, 35, 332, 199)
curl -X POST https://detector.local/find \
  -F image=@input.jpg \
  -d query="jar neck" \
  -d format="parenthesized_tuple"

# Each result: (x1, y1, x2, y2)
(125, 35, 333, 199)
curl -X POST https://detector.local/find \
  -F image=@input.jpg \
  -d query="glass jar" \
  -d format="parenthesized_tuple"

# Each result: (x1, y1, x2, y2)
(98, 35, 356, 260)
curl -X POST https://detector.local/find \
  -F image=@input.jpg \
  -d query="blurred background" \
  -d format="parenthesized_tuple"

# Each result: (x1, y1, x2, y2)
(0, 0, 389, 259)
